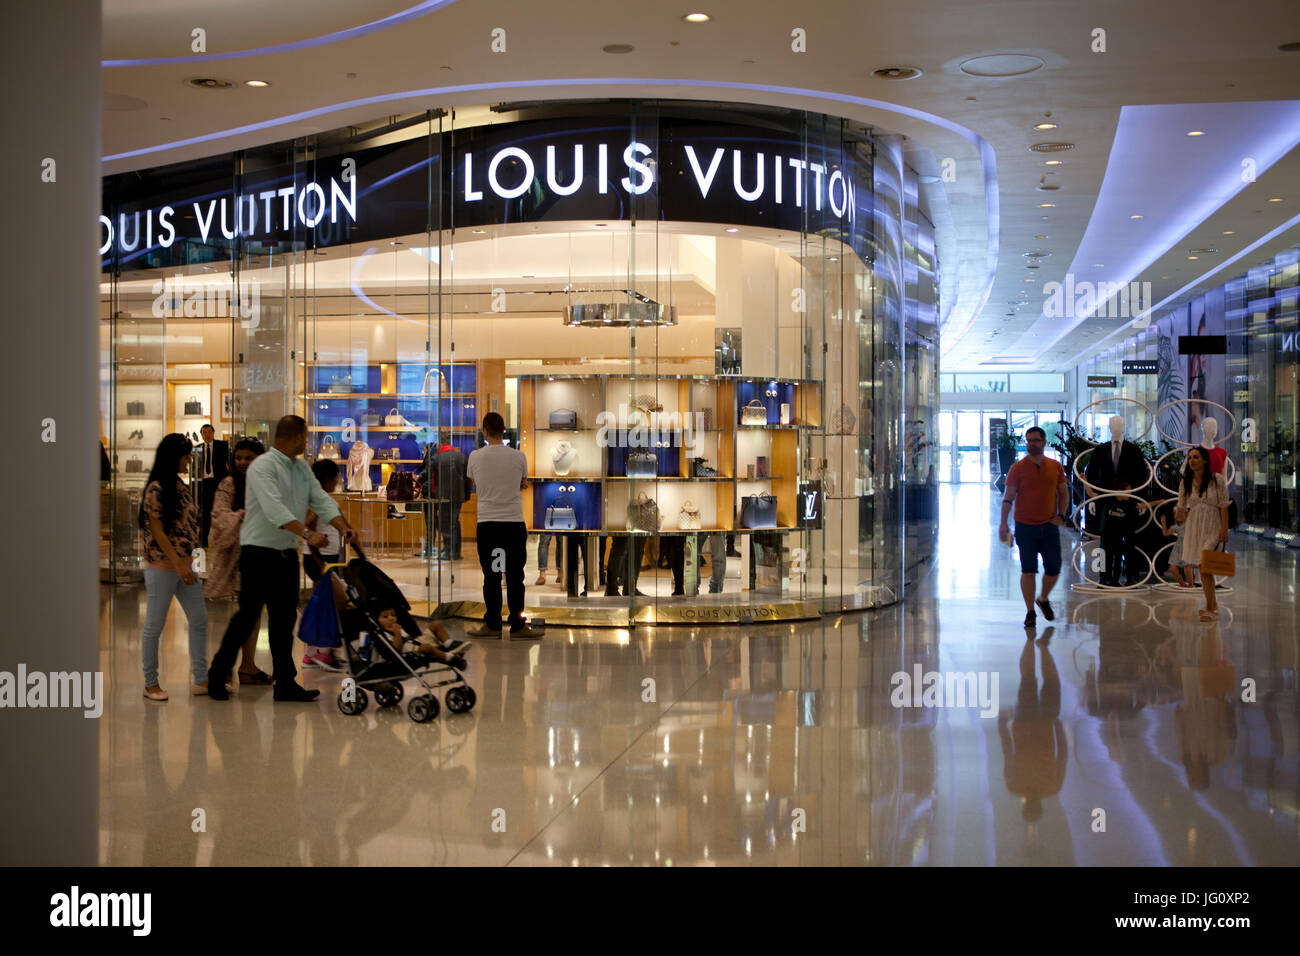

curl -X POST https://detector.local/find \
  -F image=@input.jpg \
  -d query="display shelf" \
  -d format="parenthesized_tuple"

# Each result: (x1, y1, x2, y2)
(606, 476, 741, 482)
(308, 392, 476, 399)
(736, 476, 787, 481)
(529, 474, 603, 481)
(308, 425, 476, 432)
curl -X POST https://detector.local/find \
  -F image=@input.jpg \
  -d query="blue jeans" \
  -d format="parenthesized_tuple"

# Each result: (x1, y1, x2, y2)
(142, 567, 209, 686)
(537, 532, 555, 571)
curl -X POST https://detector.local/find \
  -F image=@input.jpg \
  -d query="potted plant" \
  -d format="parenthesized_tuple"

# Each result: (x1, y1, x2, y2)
(995, 430, 1021, 477)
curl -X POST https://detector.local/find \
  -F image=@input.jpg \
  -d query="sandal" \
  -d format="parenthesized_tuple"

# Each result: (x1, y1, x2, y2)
(238, 669, 273, 685)
(1198, 609, 1218, 622)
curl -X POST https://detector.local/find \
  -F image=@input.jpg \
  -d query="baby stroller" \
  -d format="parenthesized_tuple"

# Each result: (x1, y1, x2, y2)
(321, 553, 477, 722)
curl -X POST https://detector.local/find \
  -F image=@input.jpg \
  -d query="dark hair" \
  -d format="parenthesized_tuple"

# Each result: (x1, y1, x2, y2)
(1182, 446, 1212, 497)
(138, 433, 194, 533)
(1025, 426, 1046, 440)
(274, 415, 308, 441)
(481, 412, 505, 436)
(200, 423, 215, 434)
(229, 438, 264, 511)
(312, 458, 340, 484)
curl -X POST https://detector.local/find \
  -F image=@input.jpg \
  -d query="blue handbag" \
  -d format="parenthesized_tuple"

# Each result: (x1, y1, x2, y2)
(544, 493, 578, 531)
(298, 573, 341, 648)
(740, 493, 778, 529)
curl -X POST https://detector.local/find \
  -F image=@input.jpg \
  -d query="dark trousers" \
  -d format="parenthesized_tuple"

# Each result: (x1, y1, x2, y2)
(210, 546, 300, 687)
(1100, 507, 1134, 584)
(662, 536, 687, 594)
(437, 501, 463, 558)
(476, 521, 528, 631)
(200, 477, 220, 546)
(605, 535, 646, 596)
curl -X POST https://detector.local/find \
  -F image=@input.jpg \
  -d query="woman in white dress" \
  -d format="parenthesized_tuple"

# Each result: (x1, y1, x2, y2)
(1175, 446, 1230, 622)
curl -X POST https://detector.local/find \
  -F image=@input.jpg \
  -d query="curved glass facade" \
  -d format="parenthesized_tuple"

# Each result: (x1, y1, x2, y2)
(100, 100, 939, 622)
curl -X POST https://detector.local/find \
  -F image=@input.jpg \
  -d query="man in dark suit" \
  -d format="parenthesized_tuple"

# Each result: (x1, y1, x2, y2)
(195, 423, 229, 546)
(1083, 416, 1149, 585)
(421, 434, 471, 560)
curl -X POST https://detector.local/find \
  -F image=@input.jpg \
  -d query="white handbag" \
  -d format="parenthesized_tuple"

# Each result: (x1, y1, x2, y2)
(678, 500, 702, 530)
(552, 440, 578, 476)
(741, 399, 768, 426)
(384, 407, 411, 426)
(422, 368, 448, 395)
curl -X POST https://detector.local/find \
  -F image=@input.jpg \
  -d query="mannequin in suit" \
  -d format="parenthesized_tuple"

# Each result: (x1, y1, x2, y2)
(1084, 416, 1149, 586)
(196, 423, 229, 546)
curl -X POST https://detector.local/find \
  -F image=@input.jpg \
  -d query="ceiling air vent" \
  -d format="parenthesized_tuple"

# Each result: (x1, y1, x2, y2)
(1029, 142, 1074, 153)
(185, 77, 234, 90)
(873, 66, 923, 80)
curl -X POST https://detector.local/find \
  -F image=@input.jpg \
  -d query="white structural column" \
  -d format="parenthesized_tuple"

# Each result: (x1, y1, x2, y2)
(0, 0, 101, 864)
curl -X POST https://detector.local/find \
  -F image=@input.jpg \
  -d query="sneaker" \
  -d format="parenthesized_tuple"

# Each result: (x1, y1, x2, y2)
(301, 653, 320, 669)
(273, 683, 320, 702)
(466, 622, 503, 638)
(307, 652, 345, 671)
(1035, 597, 1055, 621)
(1023, 611, 1037, 628)
(509, 624, 542, 640)
(439, 638, 472, 656)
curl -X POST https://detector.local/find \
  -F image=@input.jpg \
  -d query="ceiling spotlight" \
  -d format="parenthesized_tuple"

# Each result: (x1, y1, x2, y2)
(244, 80, 269, 87)
(1188, 255, 1199, 260)
(682, 12, 711, 22)
(1038, 203, 1055, 208)
(1268, 197, 1285, 202)
(1034, 234, 1048, 239)
(725, 227, 739, 233)
(471, 229, 486, 235)
(1223, 230, 1235, 235)
(1034, 122, 1058, 131)
(828, 256, 839, 262)
(1186, 130, 1206, 137)
(1044, 160, 1063, 166)
(1130, 214, 1143, 219)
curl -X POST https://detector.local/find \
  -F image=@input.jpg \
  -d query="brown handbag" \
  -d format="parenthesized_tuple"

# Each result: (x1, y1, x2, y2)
(385, 471, 418, 502)
(1200, 549, 1235, 577)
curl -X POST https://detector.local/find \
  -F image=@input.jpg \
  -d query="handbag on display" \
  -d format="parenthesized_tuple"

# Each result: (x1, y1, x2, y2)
(741, 399, 768, 426)
(544, 492, 578, 531)
(360, 411, 382, 426)
(318, 435, 340, 459)
(690, 457, 718, 478)
(552, 440, 578, 476)
(700, 408, 714, 431)
(631, 492, 660, 533)
(126, 400, 145, 416)
(384, 407, 411, 427)
(328, 375, 355, 394)
(627, 451, 658, 478)
(678, 501, 702, 531)
(549, 408, 578, 430)
(632, 394, 663, 414)
(184, 396, 203, 416)
(1200, 548, 1235, 577)
(125, 456, 144, 474)
(385, 471, 418, 502)
(740, 493, 778, 529)
(830, 404, 857, 435)
(422, 367, 449, 395)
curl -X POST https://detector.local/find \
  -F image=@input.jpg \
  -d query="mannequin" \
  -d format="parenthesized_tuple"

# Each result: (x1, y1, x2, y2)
(1084, 415, 1148, 586)
(1198, 417, 1228, 474)
(346, 440, 374, 491)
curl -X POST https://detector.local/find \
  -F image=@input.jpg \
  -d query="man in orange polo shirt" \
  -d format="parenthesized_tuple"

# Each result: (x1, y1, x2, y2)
(998, 426, 1071, 629)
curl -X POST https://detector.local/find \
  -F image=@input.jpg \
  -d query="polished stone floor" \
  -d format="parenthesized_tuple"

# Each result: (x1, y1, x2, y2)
(97, 484, 1299, 865)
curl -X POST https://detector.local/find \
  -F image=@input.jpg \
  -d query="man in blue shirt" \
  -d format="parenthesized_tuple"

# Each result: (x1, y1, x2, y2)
(207, 415, 355, 702)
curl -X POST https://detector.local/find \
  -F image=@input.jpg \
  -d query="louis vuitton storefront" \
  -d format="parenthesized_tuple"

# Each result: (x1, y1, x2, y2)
(100, 100, 939, 624)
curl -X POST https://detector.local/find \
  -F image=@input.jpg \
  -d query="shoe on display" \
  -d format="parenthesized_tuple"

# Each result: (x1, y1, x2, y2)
(1035, 597, 1055, 621)
(273, 683, 320, 702)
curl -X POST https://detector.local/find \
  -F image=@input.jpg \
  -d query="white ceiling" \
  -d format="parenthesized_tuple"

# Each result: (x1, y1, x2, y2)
(99, 0, 1300, 371)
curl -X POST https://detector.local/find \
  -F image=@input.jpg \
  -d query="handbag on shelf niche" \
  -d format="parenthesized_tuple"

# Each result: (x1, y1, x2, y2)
(690, 457, 718, 478)
(549, 408, 578, 430)
(1200, 548, 1235, 577)
(328, 375, 355, 394)
(384, 407, 410, 427)
(627, 452, 658, 478)
(544, 492, 578, 531)
(359, 411, 382, 426)
(830, 404, 857, 435)
(632, 394, 663, 414)
(631, 492, 660, 533)
(126, 400, 145, 416)
(741, 400, 768, 426)
(552, 440, 578, 476)
(678, 501, 702, 531)
(385, 471, 418, 502)
(756, 455, 769, 479)
(740, 493, 778, 529)
(184, 396, 203, 416)
(125, 456, 144, 474)
(699, 408, 714, 431)
(318, 435, 340, 459)
(422, 367, 449, 395)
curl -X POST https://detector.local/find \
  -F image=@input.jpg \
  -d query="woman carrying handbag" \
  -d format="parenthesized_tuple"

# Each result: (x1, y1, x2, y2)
(1177, 446, 1231, 622)
(203, 437, 272, 685)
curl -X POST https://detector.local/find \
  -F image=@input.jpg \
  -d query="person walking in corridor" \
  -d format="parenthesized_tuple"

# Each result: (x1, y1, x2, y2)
(206, 415, 355, 701)
(998, 427, 1071, 629)
(465, 412, 538, 639)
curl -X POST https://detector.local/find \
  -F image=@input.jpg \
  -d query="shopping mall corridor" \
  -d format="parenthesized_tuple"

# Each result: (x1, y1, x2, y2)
(96, 484, 1299, 865)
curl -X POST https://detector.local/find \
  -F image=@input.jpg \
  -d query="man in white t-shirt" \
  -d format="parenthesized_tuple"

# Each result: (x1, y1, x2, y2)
(466, 412, 538, 639)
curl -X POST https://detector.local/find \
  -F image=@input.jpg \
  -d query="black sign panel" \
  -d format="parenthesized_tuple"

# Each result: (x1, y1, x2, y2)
(1087, 375, 1118, 388)
(1178, 334, 1227, 354)
(1122, 360, 1159, 375)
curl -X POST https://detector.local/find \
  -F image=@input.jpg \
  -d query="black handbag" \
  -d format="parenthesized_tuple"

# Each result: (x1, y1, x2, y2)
(544, 493, 578, 531)
(126, 400, 145, 416)
(627, 452, 658, 478)
(740, 493, 778, 529)
(549, 408, 578, 430)
(385, 471, 418, 501)
(183, 396, 203, 415)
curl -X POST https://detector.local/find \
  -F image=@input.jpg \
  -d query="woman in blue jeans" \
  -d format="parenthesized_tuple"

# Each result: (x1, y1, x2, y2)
(138, 433, 209, 701)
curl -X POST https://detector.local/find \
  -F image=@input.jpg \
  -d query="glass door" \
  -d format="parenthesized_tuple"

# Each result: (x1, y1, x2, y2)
(937, 411, 954, 482)
(956, 411, 983, 482)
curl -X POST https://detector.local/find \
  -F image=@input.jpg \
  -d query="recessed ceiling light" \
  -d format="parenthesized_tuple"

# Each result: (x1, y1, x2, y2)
(1268, 197, 1284, 202)
(873, 66, 923, 80)
(682, 12, 711, 22)
(1044, 160, 1063, 166)
(1188, 255, 1199, 260)
(828, 256, 838, 262)
(1223, 230, 1235, 235)
(602, 43, 635, 54)
(725, 227, 739, 233)
(1038, 203, 1055, 208)
(1034, 122, 1058, 131)
(1034, 234, 1048, 239)
(1187, 130, 1206, 137)
(1130, 214, 1143, 219)
(244, 80, 269, 87)
(1023, 278, 1034, 283)
(1093, 263, 1104, 268)
(471, 229, 486, 235)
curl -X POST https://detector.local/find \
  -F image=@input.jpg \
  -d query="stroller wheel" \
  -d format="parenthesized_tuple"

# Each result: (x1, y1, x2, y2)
(444, 685, 477, 714)
(407, 694, 439, 723)
(337, 687, 368, 716)
(374, 681, 404, 708)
